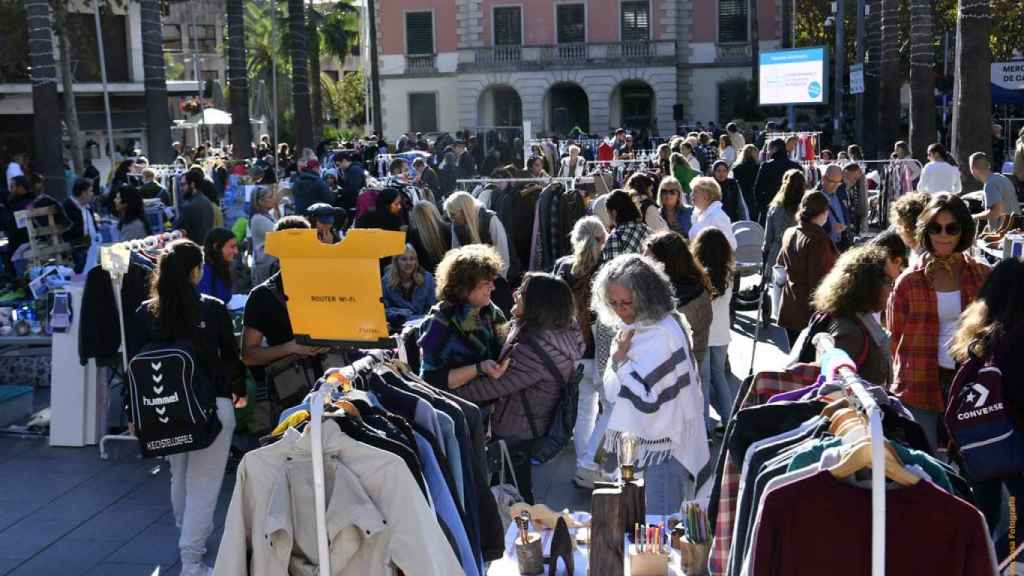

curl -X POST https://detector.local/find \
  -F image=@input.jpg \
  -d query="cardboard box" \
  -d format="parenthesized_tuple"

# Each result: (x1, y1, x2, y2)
(266, 228, 406, 346)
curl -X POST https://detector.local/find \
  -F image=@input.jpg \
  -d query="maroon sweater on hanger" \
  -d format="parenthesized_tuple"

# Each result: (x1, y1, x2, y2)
(749, 470, 997, 576)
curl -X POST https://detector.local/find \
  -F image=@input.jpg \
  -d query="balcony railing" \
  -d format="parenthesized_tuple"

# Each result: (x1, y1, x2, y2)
(716, 44, 752, 63)
(406, 54, 437, 73)
(458, 40, 676, 72)
(474, 45, 523, 66)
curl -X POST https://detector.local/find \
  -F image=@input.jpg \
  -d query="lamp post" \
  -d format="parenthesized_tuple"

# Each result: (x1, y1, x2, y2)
(93, 0, 116, 161)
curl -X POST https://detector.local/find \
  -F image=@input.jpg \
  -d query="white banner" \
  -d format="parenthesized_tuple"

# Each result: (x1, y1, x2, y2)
(992, 62, 1024, 91)
(850, 64, 865, 95)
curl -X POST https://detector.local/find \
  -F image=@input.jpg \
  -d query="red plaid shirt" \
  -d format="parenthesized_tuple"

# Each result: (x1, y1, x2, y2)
(708, 364, 820, 575)
(886, 256, 989, 412)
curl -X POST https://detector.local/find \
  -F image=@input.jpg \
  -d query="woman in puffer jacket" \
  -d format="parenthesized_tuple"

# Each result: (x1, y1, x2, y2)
(452, 272, 583, 503)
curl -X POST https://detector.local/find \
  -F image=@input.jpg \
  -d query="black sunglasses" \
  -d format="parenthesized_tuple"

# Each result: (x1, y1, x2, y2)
(926, 222, 962, 236)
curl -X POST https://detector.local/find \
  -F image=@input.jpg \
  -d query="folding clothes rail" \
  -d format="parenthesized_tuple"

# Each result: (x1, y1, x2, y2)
(813, 332, 886, 576)
(97, 230, 183, 459)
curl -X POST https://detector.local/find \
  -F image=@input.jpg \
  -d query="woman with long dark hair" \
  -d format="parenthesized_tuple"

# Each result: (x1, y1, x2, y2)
(114, 185, 150, 241)
(199, 227, 237, 302)
(127, 240, 243, 576)
(692, 227, 738, 430)
(778, 191, 839, 343)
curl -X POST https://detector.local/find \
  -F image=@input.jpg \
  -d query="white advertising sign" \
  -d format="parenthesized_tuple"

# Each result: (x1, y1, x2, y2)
(759, 47, 828, 106)
(992, 62, 1024, 91)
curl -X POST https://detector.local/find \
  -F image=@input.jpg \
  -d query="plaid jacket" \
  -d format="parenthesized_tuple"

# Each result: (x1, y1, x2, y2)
(886, 256, 989, 412)
(599, 221, 650, 265)
(708, 364, 820, 575)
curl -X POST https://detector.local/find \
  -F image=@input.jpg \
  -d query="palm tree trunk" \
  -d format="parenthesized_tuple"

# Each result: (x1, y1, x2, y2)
(878, 0, 902, 153)
(951, 0, 991, 190)
(27, 0, 65, 199)
(308, 4, 323, 143)
(288, 0, 313, 152)
(908, 0, 935, 163)
(140, 0, 172, 163)
(863, 0, 881, 159)
(227, 0, 253, 158)
(53, 2, 83, 175)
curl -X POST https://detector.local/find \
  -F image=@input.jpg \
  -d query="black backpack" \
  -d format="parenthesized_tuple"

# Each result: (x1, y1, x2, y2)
(517, 338, 582, 463)
(127, 337, 221, 458)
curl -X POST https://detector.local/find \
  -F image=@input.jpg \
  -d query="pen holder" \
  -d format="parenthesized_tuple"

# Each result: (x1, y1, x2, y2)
(626, 544, 670, 576)
(678, 538, 709, 576)
(515, 532, 544, 575)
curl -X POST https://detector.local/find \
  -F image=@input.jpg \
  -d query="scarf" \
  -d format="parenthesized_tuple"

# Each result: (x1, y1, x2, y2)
(674, 278, 705, 307)
(924, 251, 964, 281)
(602, 313, 711, 497)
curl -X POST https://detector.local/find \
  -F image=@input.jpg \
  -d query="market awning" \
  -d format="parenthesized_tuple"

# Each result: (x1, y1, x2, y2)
(190, 108, 233, 126)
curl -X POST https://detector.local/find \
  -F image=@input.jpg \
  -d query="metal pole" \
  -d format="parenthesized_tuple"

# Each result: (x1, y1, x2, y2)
(834, 0, 845, 144)
(190, 5, 204, 150)
(93, 0, 116, 162)
(855, 0, 865, 146)
(272, 0, 279, 174)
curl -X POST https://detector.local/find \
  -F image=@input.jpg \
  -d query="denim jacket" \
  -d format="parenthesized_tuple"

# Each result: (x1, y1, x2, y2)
(382, 271, 436, 324)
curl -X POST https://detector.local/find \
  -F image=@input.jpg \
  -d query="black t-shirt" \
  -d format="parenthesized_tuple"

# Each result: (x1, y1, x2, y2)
(243, 273, 294, 381)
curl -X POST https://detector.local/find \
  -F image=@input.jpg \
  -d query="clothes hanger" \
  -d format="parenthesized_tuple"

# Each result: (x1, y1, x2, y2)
(827, 408, 919, 486)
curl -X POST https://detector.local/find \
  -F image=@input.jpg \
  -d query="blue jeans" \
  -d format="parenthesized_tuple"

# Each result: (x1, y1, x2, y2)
(973, 475, 1024, 560)
(644, 457, 692, 516)
(707, 346, 737, 431)
(906, 406, 941, 453)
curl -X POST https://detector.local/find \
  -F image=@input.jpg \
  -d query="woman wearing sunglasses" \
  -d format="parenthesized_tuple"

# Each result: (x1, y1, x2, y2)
(887, 193, 989, 451)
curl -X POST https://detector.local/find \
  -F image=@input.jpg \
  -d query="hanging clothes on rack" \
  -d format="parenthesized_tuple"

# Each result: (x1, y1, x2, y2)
(706, 361, 987, 576)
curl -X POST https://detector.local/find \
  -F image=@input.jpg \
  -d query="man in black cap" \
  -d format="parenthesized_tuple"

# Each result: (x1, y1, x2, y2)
(306, 202, 344, 244)
(453, 139, 476, 179)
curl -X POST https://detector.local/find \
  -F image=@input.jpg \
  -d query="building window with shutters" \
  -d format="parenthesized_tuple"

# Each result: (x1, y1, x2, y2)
(190, 24, 218, 53)
(409, 93, 438, 133)
(405, 11, 434, 55)
(556, 4, 585, 44)
(493, 6, 522, 46)
(163, 24, 182, 51)
(718, 0, 748, 44)
(621, 1, 649, 42)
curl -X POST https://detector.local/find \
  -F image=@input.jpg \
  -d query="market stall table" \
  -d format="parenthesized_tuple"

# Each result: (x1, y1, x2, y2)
(488, 514, 686, 576)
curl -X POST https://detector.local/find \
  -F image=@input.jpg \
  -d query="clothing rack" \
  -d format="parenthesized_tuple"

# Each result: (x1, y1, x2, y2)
(456, 176, 593, 189)
(97, 230, 184, 460)
(813, 332, 885, 576)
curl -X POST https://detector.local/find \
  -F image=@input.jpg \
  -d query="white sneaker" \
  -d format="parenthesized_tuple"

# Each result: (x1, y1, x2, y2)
(180, 562, 214, 576)
(574, 466, 613, 489)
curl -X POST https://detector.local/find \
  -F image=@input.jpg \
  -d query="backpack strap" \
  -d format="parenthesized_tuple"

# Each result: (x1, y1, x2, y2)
(516, 337, 567, 440)
(850, 316, 871, 368)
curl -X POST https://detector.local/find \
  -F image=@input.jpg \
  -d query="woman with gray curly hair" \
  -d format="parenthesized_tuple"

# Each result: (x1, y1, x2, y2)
(591, 254, 711, 513)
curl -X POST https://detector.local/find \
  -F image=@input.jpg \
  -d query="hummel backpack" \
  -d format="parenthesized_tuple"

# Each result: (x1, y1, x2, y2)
(127, 338, 222, 458)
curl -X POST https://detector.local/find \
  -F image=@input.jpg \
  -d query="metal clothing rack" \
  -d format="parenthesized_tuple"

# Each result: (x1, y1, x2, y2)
(456, 176, 593, 190)
(97, 230, 183, 459)
(813, 333, 885, 576)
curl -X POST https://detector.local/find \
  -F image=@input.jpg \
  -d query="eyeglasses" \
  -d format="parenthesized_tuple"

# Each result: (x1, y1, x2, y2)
(926, 222, 962, 236)
(608, 299, 634, 309)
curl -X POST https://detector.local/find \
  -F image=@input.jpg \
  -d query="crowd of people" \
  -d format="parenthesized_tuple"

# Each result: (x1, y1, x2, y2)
(4, 120, 1024, 574)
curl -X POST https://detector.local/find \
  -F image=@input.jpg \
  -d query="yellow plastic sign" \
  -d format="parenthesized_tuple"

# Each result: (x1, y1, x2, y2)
(265, 228, 406, 345)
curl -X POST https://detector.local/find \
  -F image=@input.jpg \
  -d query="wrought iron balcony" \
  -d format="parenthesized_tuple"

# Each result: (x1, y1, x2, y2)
(406, 54, 437, 74)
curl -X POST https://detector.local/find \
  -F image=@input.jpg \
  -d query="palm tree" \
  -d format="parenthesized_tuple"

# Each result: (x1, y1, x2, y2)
(26, 0, 65, 199)
(140, 0, 172, 163)
(878, 0, 901, 154)
(314, 0, 359, 136)
(227, 0, 252, 158)
(908, 0, 935, 163)
(307, 3, 323, 142)
(950, 0, 991, 189)
(288, 0, 313, 152)
(52, 0, 84, 174)
(749, 0, 760, 106)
